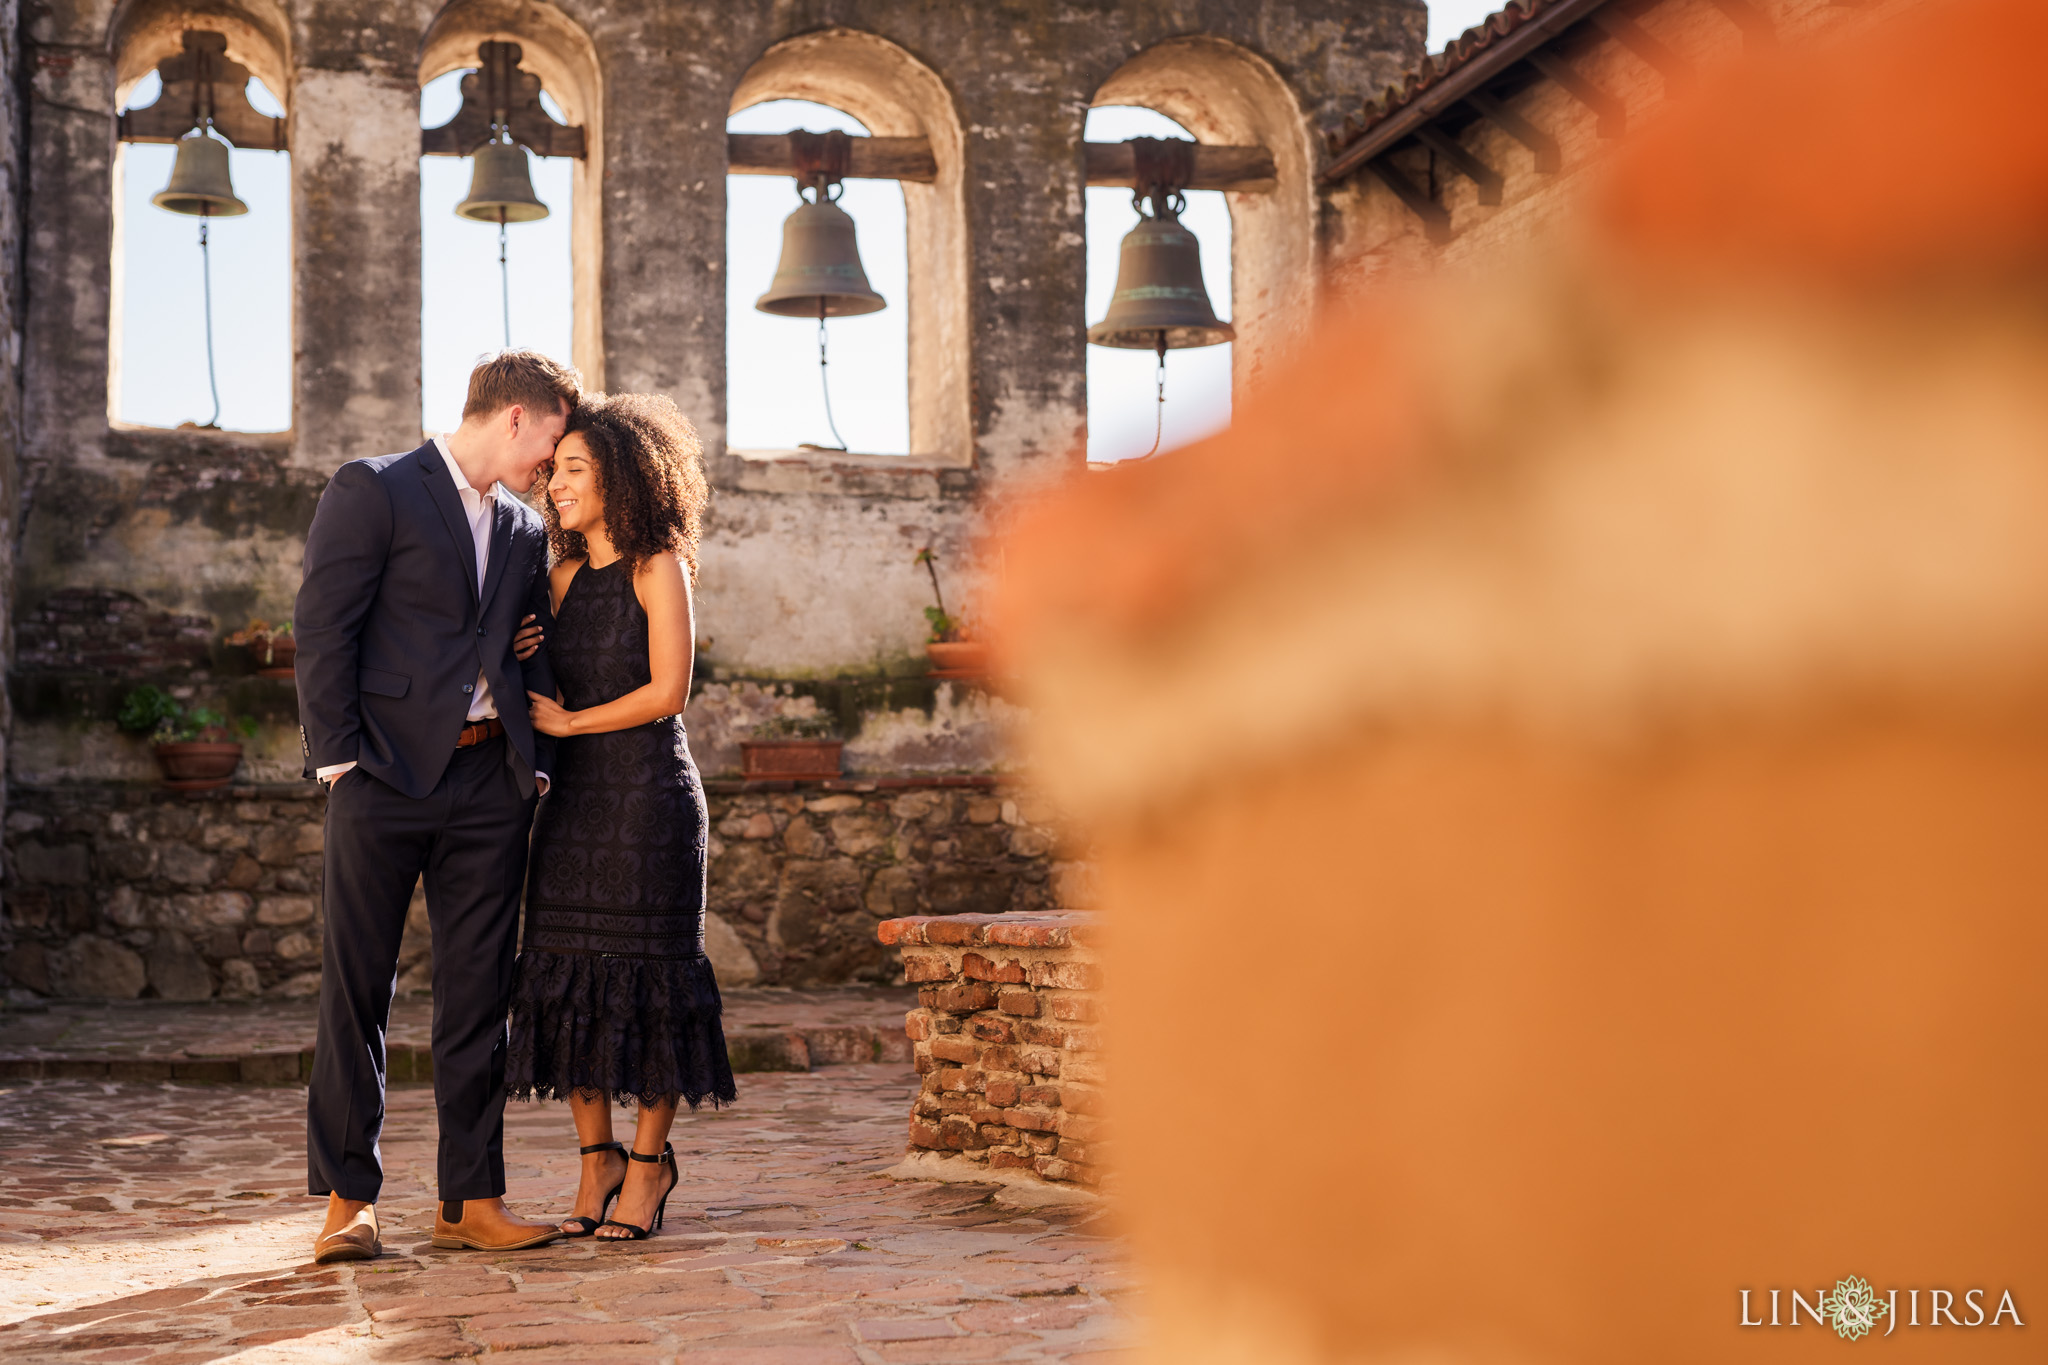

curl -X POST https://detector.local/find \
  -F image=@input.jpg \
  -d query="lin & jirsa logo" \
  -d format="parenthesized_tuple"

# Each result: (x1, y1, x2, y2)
(1741, 1277, 2024, 1339)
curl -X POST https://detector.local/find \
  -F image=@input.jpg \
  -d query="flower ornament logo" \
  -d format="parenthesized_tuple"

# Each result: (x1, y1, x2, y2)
(1819, 1276, 1889, 1340)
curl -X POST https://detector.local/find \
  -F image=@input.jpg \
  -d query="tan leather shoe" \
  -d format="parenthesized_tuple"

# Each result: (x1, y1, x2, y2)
(431, 1196, 563, 1251)
(313, 1196, 380, 1263)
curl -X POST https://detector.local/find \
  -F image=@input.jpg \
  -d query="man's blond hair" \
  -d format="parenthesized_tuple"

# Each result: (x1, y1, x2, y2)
(461, 350, 582, 422)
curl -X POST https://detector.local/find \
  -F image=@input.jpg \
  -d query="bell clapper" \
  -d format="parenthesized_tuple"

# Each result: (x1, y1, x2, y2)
(1084, 137, 1235, 460)
(150, 120, 248, 428)
(453, 121, 550, 340)
(755, 141, 886, 450)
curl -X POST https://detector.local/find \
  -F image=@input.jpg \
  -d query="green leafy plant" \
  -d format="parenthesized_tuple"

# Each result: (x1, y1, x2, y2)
(117, 687, 258, 743)
(117, 685, 182, 736)
(913, 546, 963, 644)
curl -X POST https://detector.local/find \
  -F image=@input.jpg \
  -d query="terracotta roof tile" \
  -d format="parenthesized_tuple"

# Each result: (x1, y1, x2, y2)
(1327, 0, 1598, 160)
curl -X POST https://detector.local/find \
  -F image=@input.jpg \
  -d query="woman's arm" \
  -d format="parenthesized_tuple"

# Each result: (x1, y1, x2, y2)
(528, 552, 693, 737)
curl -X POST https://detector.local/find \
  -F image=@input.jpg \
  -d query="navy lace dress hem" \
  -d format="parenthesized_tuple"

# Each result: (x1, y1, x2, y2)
(506, 948, 733, 1109)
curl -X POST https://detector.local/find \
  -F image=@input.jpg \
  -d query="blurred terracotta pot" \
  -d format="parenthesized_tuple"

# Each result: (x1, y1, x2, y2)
(153, 742, 243, 791)
(248, 632, 296, 679)
(925, 640, 989, 678)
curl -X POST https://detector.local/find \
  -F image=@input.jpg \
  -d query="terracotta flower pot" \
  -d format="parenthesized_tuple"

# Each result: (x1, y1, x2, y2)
(153, 741, 244, 791)
(925, 640, 990, 679)
(248, 633, 296, 679)
(740, 739, 843, 781)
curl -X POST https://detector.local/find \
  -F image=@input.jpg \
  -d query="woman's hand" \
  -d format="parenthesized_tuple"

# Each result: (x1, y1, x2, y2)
(526, 690, 576, 737)
(513, 614, 545, 662)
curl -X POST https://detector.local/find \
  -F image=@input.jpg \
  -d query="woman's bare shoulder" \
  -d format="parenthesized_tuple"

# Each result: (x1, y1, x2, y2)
(631, 551, 689, 611)
(550, 557, 586, 590)
(633, 550, 684, 583)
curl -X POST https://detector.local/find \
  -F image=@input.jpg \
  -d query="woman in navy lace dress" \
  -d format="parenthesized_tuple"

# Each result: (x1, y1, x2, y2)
(505, 392, 735, 1241)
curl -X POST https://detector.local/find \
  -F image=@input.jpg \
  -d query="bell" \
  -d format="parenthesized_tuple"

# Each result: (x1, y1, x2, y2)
(455, 141, 549, 223)
(755, 197, 886, 317)
(152, 133, 248, 217)
(1087, 208, 1233, 349)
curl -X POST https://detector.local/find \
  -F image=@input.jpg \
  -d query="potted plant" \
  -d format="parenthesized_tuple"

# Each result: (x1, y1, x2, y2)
(914, 546, 989, 678)
(740, 714, 844, 781)
(119, 685, 257, 790)
(226, 620, 296, 678)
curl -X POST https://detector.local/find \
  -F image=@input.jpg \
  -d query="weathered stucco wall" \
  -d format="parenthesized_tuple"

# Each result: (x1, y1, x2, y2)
(0, 0, 21, 902)
(3, 0, 1421, 995)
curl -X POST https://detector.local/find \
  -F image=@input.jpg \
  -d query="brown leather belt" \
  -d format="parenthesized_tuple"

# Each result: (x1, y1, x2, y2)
(455, 717, 504, 748)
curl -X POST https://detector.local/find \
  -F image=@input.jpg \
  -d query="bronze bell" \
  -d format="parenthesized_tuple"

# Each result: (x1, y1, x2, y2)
(1087, 205, 1233, 350)
(456, 141, 549, 223)
(756, 196, 886, 317)
(152, 133, 248, 217)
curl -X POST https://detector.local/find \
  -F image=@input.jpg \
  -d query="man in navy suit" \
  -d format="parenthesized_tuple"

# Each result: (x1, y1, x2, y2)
(296, 351, 578, 1262)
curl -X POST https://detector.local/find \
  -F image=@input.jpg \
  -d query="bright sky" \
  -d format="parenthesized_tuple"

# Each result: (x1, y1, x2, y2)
(726, 100, 910, 455)
(1082, 106, 1232, 463)
(1430, 0, 1510, 50)
(116, 72, 290, 431)
(420, 71, 575, 434)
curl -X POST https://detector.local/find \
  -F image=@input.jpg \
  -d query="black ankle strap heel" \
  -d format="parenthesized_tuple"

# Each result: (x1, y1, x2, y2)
(598, 1142, 677, 1242)
(560, 1141, 628, 1238)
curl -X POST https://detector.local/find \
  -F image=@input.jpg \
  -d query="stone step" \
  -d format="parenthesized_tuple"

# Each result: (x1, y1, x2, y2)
(0, 985, 917, 1084)
(0, 1022, 911, 1084)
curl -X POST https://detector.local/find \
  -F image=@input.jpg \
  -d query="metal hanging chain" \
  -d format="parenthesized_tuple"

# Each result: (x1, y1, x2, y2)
(1139, 330, 1167, 459)
(815, 297, 849, 452)
(199, 206, 222, 429)
(498, 209, 511, 348)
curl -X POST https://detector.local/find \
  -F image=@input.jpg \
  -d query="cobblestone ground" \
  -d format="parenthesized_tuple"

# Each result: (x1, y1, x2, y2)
(0, 1069, 1130, 1363)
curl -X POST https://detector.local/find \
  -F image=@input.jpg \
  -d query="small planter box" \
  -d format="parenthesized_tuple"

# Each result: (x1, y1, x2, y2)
(925, 640, 990, 680)
(153, 741, 244, 791)
(740, 739, 843, 781)
(245, 633, 296, 679)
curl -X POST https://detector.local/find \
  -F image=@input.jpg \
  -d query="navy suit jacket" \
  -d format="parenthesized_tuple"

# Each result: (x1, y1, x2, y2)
(295, 442, 558, 799)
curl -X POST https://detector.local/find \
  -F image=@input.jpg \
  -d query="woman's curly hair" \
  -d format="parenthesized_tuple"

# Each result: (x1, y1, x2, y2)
(542, 393, 709, 581)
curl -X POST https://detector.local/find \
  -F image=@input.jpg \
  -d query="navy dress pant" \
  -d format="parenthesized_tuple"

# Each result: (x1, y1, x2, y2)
(306, 736, 537, 1203)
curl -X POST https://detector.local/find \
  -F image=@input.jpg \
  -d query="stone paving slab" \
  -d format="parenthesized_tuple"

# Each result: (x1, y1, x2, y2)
(0, 1065, 1132, 1362)
(0, 987, 917, 1083)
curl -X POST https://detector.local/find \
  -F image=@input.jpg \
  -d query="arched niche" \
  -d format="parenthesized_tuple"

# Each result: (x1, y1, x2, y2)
(107, 0, 294, 432)
(730, 29, 971, 464)
(109, 0, 292, 105)
(420, 0, 606, 389)
(1092, 37, 1316, 397)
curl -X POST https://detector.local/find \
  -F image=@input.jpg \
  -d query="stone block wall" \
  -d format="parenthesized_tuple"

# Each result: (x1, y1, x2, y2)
(3, 784, 339, 1003)
(698, 779, 1087, 987)
(879, 912, 1103, 1189)
(0, 778, 1085, 1001)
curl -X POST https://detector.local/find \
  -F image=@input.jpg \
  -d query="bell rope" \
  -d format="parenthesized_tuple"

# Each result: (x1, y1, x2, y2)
(200, 206, 220, 429)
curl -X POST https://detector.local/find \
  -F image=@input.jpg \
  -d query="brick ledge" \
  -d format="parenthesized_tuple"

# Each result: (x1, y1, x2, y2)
(878, 911, 1098, 949)
(702, 774, 1004, 794)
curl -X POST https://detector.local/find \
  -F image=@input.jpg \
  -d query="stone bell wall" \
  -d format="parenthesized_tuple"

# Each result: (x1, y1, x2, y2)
(0, 776, 1087, 1002)
(880, 911, 1104, 1190)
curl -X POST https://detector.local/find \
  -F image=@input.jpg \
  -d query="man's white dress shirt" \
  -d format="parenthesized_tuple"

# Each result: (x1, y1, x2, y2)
(317, 436, 541, 788)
